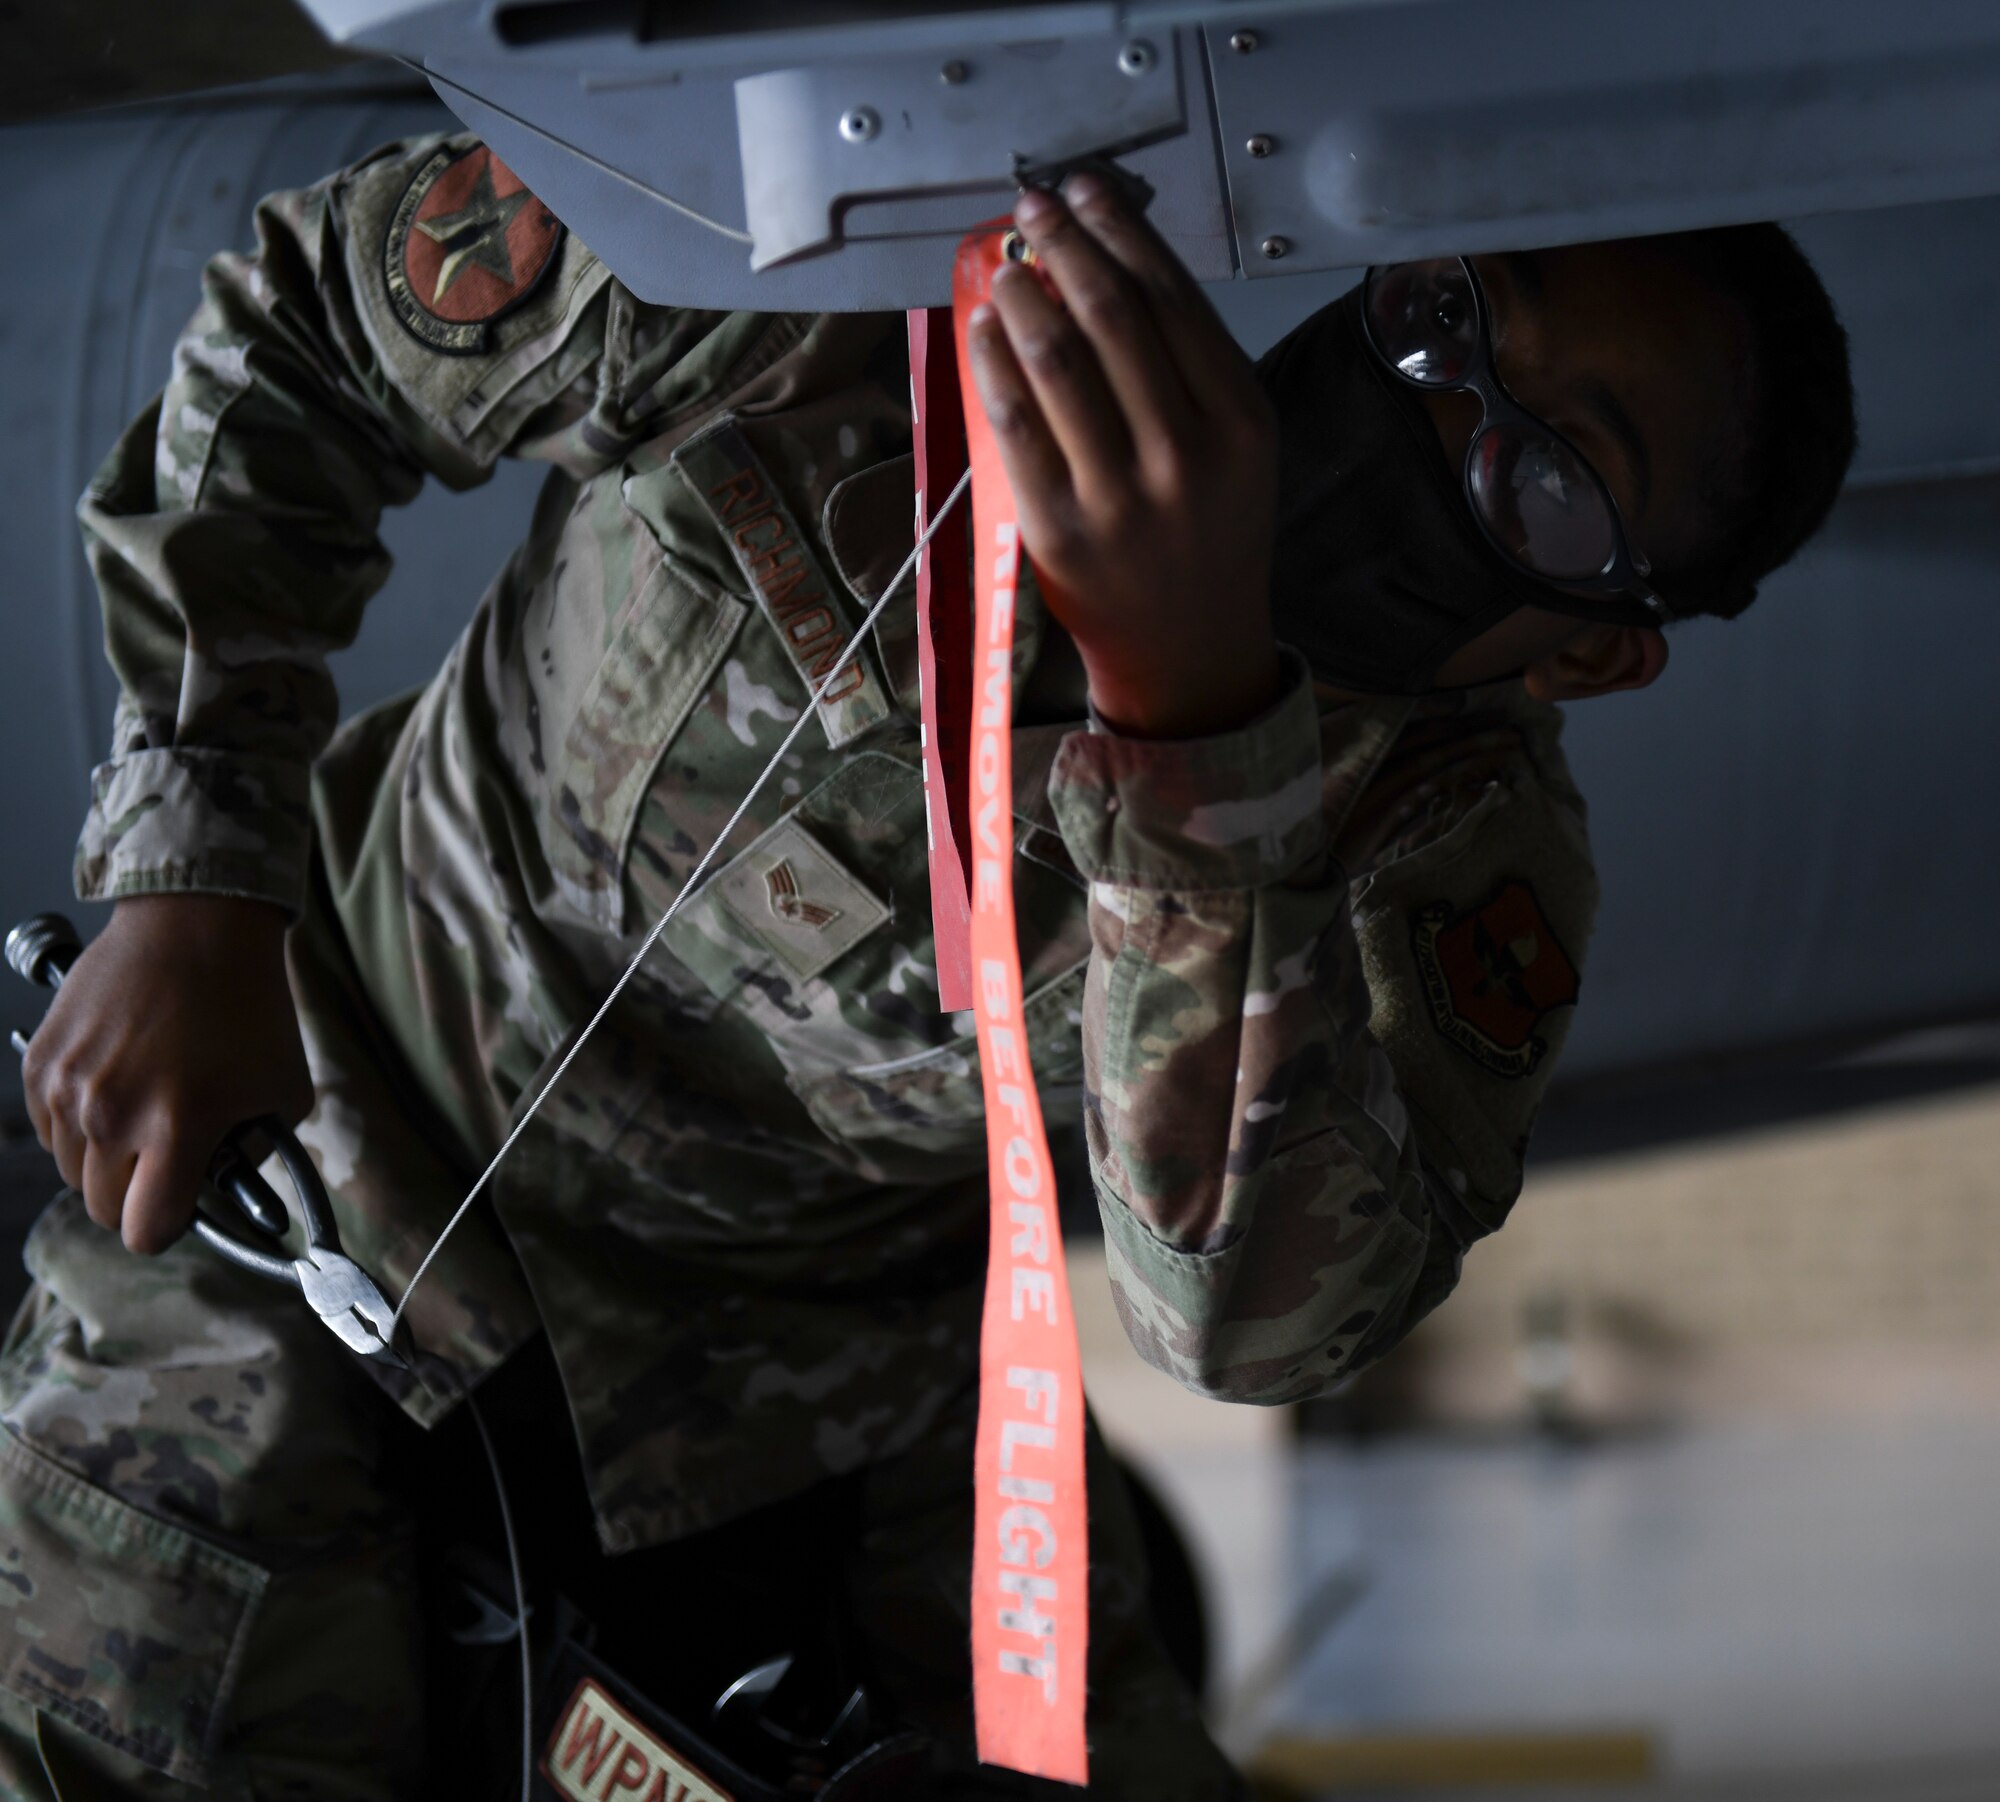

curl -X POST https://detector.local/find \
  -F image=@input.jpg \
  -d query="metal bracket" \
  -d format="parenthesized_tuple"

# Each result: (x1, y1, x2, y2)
(735, 33, 1186, 269)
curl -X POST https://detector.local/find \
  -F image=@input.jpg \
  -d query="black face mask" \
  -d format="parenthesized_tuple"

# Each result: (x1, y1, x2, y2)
(1257, 288, 1562, 696)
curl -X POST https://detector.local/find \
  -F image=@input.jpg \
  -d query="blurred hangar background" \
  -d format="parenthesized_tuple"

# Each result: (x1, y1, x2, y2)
(2, 4, 1998, 1798)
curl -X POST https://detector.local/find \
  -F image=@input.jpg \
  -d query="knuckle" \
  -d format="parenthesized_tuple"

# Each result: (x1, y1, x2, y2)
(1032, 207, 1085, 250)
(1018, 327, 1077, 380)
(74, 1077, 131, 1143)
(985, 394, 1036, 441)
(1042, 507, 1090, 561)
(1069, 279, 1132, 336)
(1096, 487, 1151, 539)
(41, 1054, 85, 1118)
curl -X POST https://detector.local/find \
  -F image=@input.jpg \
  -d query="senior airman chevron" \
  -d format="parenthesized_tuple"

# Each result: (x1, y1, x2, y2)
(953, 223, 1090, 1789)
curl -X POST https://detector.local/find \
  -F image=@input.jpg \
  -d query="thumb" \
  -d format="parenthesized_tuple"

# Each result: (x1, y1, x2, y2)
(122, 1137, 210, 1256)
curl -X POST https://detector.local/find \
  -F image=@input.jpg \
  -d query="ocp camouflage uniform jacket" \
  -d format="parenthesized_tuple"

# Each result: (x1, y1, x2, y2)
(69, 135, 1598, 1550)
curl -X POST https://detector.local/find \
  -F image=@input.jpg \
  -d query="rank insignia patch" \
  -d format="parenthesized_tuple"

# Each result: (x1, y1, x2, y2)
(713, 817, 889, 982)
(1411, 880, 1579, 1079)
(384, 145, 563, 354)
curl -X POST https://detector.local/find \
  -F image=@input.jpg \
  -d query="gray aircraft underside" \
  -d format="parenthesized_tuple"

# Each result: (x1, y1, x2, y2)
(302, 0, 2000, 310)
(5, 7, 2000, 1110)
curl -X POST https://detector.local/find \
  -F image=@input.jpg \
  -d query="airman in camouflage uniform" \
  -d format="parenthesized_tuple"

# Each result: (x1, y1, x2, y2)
(1, 134, 1603, 1796)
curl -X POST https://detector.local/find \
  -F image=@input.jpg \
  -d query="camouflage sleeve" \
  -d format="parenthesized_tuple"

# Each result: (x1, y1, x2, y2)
(73, 133, 625, 915)
(1048, 655, 1597, 1404)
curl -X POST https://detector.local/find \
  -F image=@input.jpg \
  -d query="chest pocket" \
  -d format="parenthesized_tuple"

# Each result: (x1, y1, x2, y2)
(546, 533, 748, 935)
(796, 964, 1089, 1180)
(654, 751, 1090, 1175)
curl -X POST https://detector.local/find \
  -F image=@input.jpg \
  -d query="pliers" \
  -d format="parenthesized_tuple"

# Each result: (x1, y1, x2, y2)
(7, 912, 405, 1369)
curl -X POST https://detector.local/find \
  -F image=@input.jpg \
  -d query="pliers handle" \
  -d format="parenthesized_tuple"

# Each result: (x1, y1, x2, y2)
(7, 913, 406, 1369)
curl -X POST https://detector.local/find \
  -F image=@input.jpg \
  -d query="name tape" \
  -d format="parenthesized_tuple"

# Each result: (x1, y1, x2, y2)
(676, 419, 895, 749)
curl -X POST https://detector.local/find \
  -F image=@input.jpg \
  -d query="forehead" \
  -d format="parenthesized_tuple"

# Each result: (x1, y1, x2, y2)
(1482, 242, 1753, 552)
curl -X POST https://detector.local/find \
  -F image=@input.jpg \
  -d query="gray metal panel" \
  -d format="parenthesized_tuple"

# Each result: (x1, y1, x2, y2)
(425, 28, 1234, 307)
(302, 0, 2000, 310)
(735, 34, 1186, 270)
(1205, 1, 2000, 278)
(1555, 472, 2000, 1078)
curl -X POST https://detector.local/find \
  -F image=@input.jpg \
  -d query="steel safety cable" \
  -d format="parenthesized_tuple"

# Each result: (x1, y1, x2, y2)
(434, 1367, 535, 1802)
(387, 466, 972, 1344)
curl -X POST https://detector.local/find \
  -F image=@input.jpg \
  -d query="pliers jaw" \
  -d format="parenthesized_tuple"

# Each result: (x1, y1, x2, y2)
(295, 1246, 409, 1368)
(202, 1117, 410, 1369)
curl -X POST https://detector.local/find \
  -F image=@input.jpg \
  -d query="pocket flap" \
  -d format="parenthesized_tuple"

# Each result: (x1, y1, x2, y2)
(0, 1428, 267, 1786)
(551, 539, 748, 934)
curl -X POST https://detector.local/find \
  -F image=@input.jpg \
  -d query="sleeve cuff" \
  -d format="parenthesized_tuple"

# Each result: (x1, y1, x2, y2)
(1049, 648, 1326, 890)
(73, 747, 313, 916)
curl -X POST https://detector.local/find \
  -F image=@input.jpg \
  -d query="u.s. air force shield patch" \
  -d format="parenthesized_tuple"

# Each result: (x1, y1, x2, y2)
(384, 144, 563, 354)
(1411, 879, 1579, 1079)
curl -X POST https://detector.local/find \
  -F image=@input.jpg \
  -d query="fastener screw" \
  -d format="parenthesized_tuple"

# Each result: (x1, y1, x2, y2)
(839, 107, 880, 143)
(940, 60, 969, 85)
(1229, 29, 1260, 53)
(1118, 39, 1157, 75)
(1259, 235, 1290, 259)
(1245, 134, 1274, 158)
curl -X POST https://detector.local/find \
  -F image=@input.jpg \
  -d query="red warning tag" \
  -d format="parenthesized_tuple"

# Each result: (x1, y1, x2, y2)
(909, 307, 976, 1012)
(954, 227, 1090, 1789)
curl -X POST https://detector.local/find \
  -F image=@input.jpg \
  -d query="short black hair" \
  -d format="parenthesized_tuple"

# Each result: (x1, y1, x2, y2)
(1639, 222, 1857, 621)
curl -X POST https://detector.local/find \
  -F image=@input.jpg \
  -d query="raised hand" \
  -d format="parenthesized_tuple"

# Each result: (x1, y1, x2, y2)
(962, 172, 1284, 738)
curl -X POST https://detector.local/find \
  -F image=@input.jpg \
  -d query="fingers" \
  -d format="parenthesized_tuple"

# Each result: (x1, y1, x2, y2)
(1010, 182, 1193, 456)
(50, 1106, 88, 1199)
(25, 1046, 206, 1254)
(123, 1139, 206, 1255)
(19, 1037, 53, 1162)
(81, 1140, 136, 1238)
(985, 219, 1134, 482)
(964, 300, 1074, 530)
(1054, 172, 1253, 419)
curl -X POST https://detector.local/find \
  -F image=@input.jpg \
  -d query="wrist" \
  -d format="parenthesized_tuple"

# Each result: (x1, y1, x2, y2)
(112, 893, 291, 944)
(1079, 633, 1283, 740)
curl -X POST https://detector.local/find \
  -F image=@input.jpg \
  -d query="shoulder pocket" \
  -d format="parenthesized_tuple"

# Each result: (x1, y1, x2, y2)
(341, 136, 613, 453)
(0, 1428, 266, 1787)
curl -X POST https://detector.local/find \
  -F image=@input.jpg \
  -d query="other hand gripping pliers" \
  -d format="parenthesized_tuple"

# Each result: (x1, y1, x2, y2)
(7, 912, 406, 1369)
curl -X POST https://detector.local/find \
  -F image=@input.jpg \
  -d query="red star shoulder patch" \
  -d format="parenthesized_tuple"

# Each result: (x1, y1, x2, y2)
(1411, 879, 1579, 1079)
(384, 145, 563, 355)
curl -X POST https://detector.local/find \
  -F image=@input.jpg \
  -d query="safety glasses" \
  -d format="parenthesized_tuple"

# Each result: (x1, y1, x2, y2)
(1361, 257, 1671, 620)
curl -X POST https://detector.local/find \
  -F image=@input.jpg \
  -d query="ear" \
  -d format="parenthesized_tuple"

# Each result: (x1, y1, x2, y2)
(1522, 624, 1669, 703)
